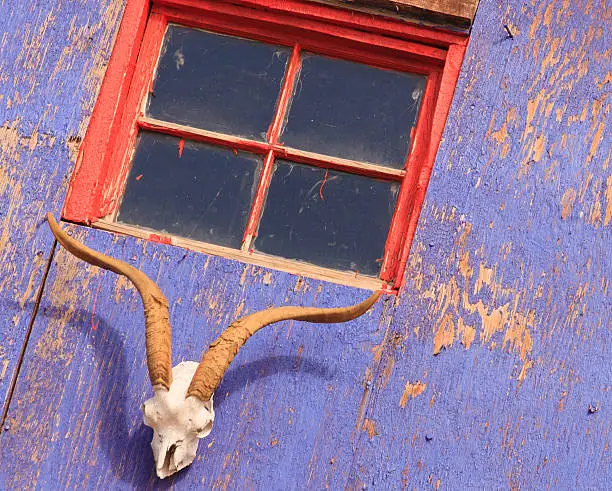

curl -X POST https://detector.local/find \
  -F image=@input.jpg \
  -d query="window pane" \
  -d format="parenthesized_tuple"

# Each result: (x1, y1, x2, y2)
(281, 54, 426, 168)
(147, 24, 290, 140)
(117, 131, 261, 249)
(253, 161, 399, 276)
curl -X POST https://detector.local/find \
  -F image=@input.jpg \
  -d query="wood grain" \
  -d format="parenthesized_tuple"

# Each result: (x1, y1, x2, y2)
(96, 219, 389, 291)
(312, 0, 480, 28)
(393, 0, 479, 20)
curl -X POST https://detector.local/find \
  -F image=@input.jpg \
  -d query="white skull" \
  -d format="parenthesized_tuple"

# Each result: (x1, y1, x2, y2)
(142, 361, 215, 478)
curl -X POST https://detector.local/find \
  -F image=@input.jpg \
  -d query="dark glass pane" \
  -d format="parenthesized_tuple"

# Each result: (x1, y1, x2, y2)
(117, 131, 261, 249)
(253, 161, 399, 276)
(147, 24, 290, 140)
(281, 54, 426, 168)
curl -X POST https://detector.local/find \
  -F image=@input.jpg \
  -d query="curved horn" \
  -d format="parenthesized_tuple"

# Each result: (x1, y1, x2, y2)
(46, 213, 173, 389)
(186, 291, 381, 401)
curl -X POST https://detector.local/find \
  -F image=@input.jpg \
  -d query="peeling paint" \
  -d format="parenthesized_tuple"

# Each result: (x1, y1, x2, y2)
(560, 188, 577, 219)
(361, 418, 378, 439)
(604, 174, 612, 226)
(399, 381, 427, 407)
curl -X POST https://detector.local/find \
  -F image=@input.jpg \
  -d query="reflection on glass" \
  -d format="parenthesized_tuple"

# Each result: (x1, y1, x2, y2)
(148, 24, 290, 140)
(254, 160, 399, 276)
(118, 131, 261, 249)
(282, 54, 426, 168)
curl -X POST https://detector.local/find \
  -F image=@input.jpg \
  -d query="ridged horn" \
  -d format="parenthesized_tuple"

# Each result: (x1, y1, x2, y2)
(186, 292, 381, 401)
(46, 213, 173, 389)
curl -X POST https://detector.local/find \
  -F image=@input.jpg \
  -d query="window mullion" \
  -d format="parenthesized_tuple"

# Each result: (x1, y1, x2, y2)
(267, 43, 302, 143)
(242, 43, 302, 250)
(242, 149, 276, 250)
(273, 145, 405, 181)
(137, 117, 271, 154)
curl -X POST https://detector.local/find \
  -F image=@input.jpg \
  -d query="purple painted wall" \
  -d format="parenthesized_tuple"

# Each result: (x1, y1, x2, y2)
(0, 0, 126, 415)
(0, 0, 610, 489)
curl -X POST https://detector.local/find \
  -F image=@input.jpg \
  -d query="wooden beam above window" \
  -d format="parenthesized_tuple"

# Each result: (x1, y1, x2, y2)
(312, 0, 480, 29)
(394, 0, 479, 20)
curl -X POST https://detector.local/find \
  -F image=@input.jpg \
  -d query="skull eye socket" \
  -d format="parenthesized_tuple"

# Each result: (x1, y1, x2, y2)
(142, 402, 157, 426)
(196, 420, 213, 437)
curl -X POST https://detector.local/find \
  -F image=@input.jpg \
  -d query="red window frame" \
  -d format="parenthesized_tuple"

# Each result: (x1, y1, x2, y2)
(64, 0, 467, 292)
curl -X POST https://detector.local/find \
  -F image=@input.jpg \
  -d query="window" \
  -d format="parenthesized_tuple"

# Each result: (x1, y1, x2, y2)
(64, 0, 467, 292)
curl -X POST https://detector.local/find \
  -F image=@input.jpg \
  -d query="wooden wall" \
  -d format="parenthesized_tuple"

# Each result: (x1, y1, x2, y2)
(0, 0, 610, 489)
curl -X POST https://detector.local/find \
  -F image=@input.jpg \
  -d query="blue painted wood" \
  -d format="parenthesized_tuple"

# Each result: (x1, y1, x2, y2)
(345, 0, 612, 488)
(0, 0, 611, 489)
(0, 0, 125, 414)
(0, 226, 389, 488)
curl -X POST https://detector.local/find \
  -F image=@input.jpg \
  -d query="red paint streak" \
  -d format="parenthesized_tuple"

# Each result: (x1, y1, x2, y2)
(178, 138, 185, 157)
(62, 0, 149, 223)
(91, 279, 102, 330)
(319, 169, 329, 201)
(149, 234, 172, 244)
(135, 174, 143, 181)
(138, 119, 270, 155)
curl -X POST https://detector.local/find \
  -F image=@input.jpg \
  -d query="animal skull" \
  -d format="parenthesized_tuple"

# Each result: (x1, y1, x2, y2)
(47, 213, 380, 478)
(143, 361, 214, 478)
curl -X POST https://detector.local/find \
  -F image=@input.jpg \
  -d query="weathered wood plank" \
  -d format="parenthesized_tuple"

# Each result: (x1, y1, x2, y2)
(312, 0, 480, 28)
(345, 0, 612, 488)
(395, 0, 479, 19)
(0, 225, 390, 488)
(0, 0, 124, 416)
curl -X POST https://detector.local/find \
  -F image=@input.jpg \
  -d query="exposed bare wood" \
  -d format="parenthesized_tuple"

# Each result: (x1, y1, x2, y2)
(393, 0, 478, 20)
(311, 0, 480, 29)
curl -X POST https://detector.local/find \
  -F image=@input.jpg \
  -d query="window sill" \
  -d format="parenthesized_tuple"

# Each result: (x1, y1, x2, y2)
(93, 218, 392, 292)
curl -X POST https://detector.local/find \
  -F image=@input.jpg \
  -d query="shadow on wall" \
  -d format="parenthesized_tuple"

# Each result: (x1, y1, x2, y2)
(1, 299, 331, 485)
(215, 355, 333, 409)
